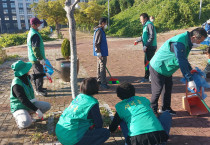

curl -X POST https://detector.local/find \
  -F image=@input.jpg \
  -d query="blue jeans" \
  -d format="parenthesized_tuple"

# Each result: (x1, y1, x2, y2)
(75, 128, 110, 145)
(120, 111, 172, 143)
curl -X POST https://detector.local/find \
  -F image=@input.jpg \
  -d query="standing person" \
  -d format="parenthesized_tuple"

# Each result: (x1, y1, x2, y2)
(27, 17, 47, 96)
(10, 60, 51, 129)
(150, 16, 155, 23)
(93, 17, 110, 89)
(56, 78, 110, 145)
(109, 82, 171, 145)
(203, 46, 210, 78)
(134, 13, 157, 83)
(149, 28, 207, 116)
(202, 19, 210, 35)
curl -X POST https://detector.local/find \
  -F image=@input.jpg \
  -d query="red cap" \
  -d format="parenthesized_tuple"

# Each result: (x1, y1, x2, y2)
(30, 17, 43, 25)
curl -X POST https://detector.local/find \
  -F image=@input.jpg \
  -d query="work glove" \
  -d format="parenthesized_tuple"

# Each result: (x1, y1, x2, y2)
(30, 98, 37, 103)
(39, 59, 45, 65)
(143, 46, 147, 52)
(36, 109, 43, 119)
(190, 69, 198, 74)
(134, 41, 138, 45)
(46, 73, 52, 83)
(188, 81, 196, 90)
(97, 53, 102, 59)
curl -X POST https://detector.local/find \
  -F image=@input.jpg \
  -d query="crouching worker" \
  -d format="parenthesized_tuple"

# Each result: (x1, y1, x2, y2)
(10, 60, 51, 129)
(203, 46, 210, 78)
(56, 78, 110, 145)
(109, 82, 172, 145)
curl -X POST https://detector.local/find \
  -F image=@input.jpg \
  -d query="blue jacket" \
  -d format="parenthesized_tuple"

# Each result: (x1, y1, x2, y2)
(93, 28, 108, 56)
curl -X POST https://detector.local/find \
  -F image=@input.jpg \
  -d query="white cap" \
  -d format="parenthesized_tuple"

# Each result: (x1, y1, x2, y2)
(207, 19, 210, 24)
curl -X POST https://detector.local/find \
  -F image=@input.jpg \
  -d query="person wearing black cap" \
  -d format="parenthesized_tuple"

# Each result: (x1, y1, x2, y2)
(10, 60, 51, 129)
(27, 17, 47, 96)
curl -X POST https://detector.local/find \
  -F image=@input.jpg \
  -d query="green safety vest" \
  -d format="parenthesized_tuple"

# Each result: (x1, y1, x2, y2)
(150, 32, 190, 77)
(27, 28, 46, 62)
(10, 77, 35, 113)
(142, 20, 157, 46)
(56, 94, 99, 145)
(116, 96, 163, 137)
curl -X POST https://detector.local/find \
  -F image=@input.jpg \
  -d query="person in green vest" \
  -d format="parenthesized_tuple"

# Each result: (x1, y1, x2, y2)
(27, 17, 47, 97)
(149, 28, 207, 116)
(134, 13, 157, 83)
(109, 82, 171, 145)
(56, 78, 110, 145)
(10, 60, 51, 129)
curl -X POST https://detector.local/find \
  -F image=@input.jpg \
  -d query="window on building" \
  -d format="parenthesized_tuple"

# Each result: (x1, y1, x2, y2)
(20, 15, 25, 20)
(12, 16, 17, 20)
(11, 3, 15, 8)
(26, 0, 30, 1)
(33, 0, 38, 2)
(27, 15, 32, 20)
(3, 9, 8, 14)
(18, 0, 23, 1)
(27, 9, 32, 14)
(13, 23, 18, 28)
(6, 23, 10, 30)
(26, 3, 31, 8)
(10, 0, 15, 1)
(2, 0, 7, 1)
(19, 9, 24, 14)
(21, 23, 26, 29)
(3, 3, 7, 8)
(11, 9, 16, 14)
(18, 3, 23, 8)
(5, 16, 9, 20)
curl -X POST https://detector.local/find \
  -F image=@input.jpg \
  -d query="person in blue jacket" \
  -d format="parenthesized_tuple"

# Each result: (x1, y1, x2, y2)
(93, 17, 110, 89)
(56, 78, 110, 145)
(202, 19, 210, 36)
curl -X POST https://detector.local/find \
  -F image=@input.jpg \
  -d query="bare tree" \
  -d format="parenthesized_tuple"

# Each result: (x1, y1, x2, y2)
(64, 0, 80, 99)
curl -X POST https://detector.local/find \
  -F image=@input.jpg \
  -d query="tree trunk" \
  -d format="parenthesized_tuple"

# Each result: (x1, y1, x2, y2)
(56, 23, 60, 38)
(65, 0, 80, 99)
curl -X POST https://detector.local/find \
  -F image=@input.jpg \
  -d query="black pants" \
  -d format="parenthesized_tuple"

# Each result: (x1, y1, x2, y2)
(32, 63, 44, 92)
(144, 48, 156, 79)
(150, 66, 173, 112)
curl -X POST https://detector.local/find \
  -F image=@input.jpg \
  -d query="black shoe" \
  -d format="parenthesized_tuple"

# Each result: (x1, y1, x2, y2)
(42, 88, 47, 91)
(97, 81, 101, 85)
(100, 84, 110, 89)
(36, 90, 47, 97)
(159, 107, 176, 115)
(139, 78, 149, 83)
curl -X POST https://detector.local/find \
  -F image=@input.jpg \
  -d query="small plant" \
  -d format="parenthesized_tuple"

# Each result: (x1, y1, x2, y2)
(61, 38, 70, 60)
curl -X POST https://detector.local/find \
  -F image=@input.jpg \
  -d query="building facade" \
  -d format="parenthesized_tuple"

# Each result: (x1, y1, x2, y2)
(0, 0, 38, 34)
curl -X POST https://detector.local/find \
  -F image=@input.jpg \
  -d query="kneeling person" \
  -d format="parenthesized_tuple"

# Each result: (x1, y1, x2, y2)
(10, 60, 51, 129)
(109, 82, 171, 145)
(56, 78, 110, 145)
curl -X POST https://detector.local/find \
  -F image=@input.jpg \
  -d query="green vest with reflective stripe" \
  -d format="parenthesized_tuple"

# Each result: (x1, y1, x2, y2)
(56, 94, 99, 145)
(10, 77, 35, 113)
(27, 28, 45, 61)
(142, 21, 157, 46)
(116, 96, 163, 137)
(150, 32, 190, 77)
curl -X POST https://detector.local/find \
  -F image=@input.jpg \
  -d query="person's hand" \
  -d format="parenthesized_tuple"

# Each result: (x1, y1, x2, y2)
(143, 46, 147, 52)
(39, 59, 45, 65)
(30, 98, 37, 103)
(97, 53, 102, 59)
(36, 109, 43, 119)
(134, 41, 138, 45)
(188, 81, 196, 90)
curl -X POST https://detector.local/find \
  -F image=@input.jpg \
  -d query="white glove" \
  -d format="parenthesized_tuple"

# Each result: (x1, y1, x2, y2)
(36, 109, 43, 119)
(97, 53, 102, 58)
(188, 81, 196, 90)
(39, 59, 45, 65)
(30, 98, 37, 103)
(143, 46, 147, 52)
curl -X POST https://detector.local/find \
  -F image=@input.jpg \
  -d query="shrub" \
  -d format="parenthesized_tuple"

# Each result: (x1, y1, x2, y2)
(61, 38, 70, 59)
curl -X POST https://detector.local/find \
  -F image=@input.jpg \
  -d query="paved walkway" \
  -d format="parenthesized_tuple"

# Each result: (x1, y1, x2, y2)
(1, 29, 210, 145)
